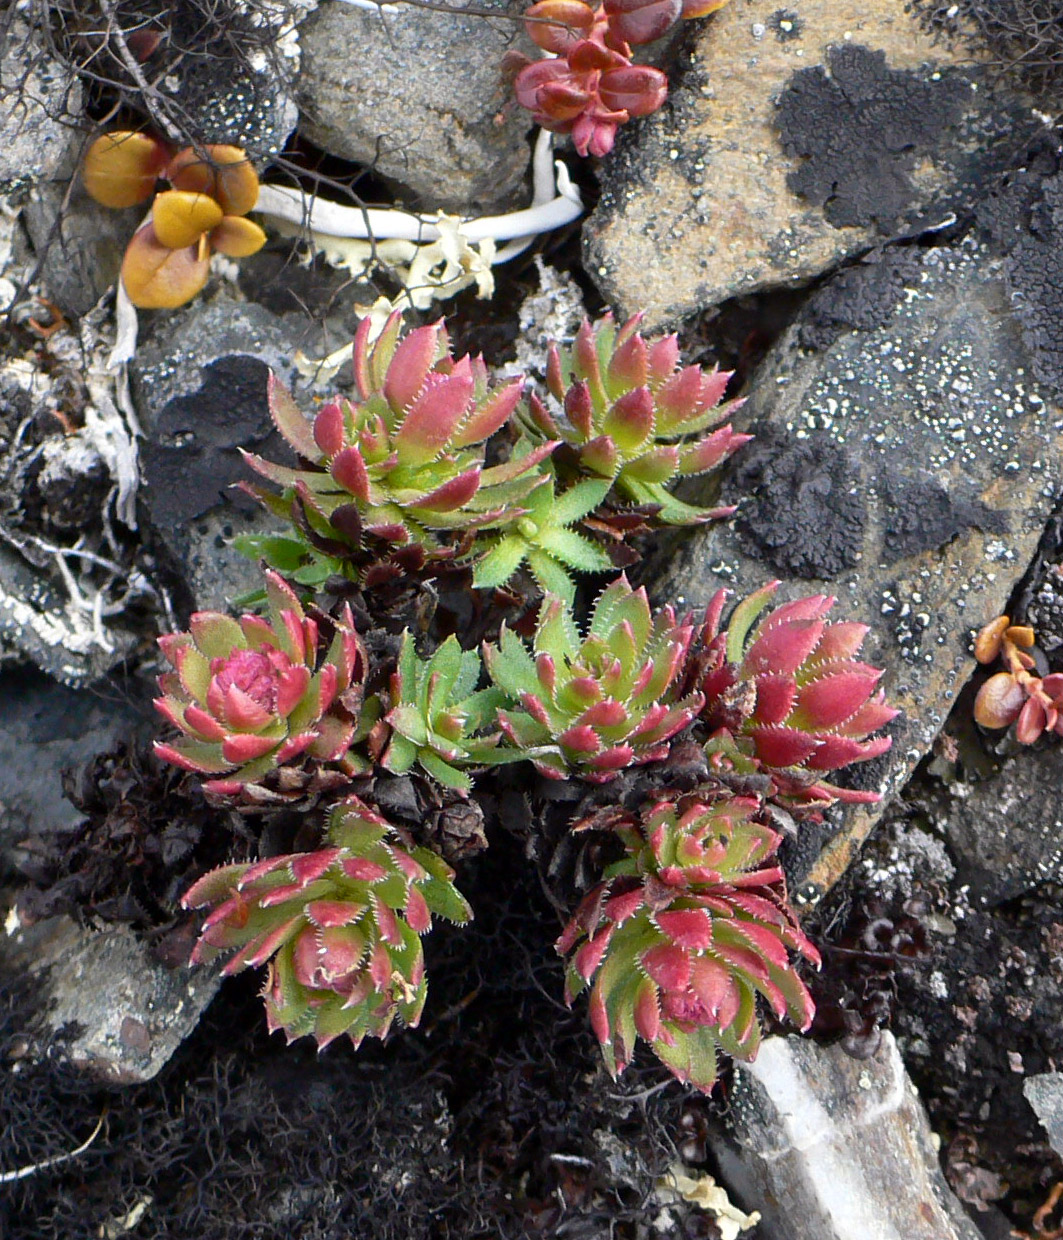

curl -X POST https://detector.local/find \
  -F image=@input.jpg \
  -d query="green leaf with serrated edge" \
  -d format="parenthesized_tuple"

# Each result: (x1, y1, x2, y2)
(244, 536, 311, 574)
(462, 685, 505, 732)
(725, 590, 782, 667)
(611, 970, 643, 1067)
(484, 627, 540, 700)
(419, 748, 472, 792)
(713, 981, 761, 1057)
(188, 613, 246, 661)
(388, 704, 429, 748)
(451, 646, 483, 705)
(535, 595, 578, 662)
(526, 549, 577, 604)
(417, 879, 472, 926)
(163, 738, 236, 774)
(535, 527, 613, 573)
(325, 815, 387, 854)
(424, 636, 464, 708)
(294, 559, 342, 587)
(383, 729, 419, 774)
(473, 535, 530, 590)
(551, 478, 612, 526)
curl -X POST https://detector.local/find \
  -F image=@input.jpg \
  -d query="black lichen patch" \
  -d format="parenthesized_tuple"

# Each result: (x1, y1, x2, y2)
(776, 44, 970, 231)
(976, 152, 1063, 400)
(800, 248, 925, 351)
(879, 470, 1007, 564)
(139, 356, 283, 530)
(726, 426, 866, 580)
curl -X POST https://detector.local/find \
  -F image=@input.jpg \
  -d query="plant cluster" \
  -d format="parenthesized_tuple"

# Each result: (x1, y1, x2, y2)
(973, 614, 1063, 744)
(82, 131, 266, 307)
(510, 0, 729, 156)
(145, 310, 896, 1091)
(239, 308, 746, 600)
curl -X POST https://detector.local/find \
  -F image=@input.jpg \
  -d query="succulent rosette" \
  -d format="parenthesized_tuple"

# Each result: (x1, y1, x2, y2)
(381, 632, 508, 793)
(483, 575, 703, 781)
(692, 583, 898, 808)
(558, 793, 819, 1090)
(182, 797, 472, 1048)
(243, 313, 554, 577)
(154, 569, 365, 802)
(523, 313, 750, 524)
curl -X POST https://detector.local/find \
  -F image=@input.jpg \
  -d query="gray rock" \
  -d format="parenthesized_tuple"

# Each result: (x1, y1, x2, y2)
(1023, 1074, 1063, 1159)
(584, 0, 1045, 329)
(0, 19, 83, 198)
(0, 664, 149, 866)
(714, 1033, 981, 1240)
(646, 239, 1063, 903)
(0, 538, 138, 685)
(132, 298, 304, 611)
(21, 150, 142, 318)
(2, 913, 220, 1083)
(935, 746, 1063, 905)
(295, 1, 534, 212)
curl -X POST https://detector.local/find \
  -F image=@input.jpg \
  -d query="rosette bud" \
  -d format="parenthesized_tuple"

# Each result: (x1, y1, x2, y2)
(558, 792, 819, 1090)
(483, 574, 703, 780)
(182, 796, 472, 1048)
(154, 569, 366, 803)
(523, 313, 750, 524)
(692, 583, 897, 809)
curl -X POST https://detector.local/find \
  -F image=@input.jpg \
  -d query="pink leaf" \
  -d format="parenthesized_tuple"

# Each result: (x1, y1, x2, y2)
(655, 907, 714, 950)
(383, 324, 442, 412)
(641, 942, 690, 991)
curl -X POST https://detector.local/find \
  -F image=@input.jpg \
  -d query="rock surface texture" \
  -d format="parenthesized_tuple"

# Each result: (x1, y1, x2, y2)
(585, 0, 1044, 328)
(714, 1033, 981, 1240)
(295, 0, 534, 211)
(0, 666, 148, 867)
(132, 299, 301, 610)
(0, 19, 83, 197)
(2, 913, 219, 1083)
(648, 237, 1063, 902)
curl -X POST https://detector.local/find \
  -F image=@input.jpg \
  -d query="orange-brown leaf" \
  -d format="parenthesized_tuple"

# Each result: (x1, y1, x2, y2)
(82, 131, 169, 208)
(166, 145, 259, 216)
(121, 224, 210, 309)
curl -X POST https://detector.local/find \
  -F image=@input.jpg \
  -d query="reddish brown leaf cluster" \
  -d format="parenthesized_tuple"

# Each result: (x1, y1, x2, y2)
(511, 0, 728, 157)
(973, 614, 1063, 744)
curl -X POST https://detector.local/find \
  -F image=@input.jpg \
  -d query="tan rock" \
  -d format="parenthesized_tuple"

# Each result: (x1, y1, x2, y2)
(584, 0, 1039, 328)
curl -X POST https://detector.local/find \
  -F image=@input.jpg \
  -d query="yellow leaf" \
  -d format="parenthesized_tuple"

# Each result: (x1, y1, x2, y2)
(210, 215, 267, 257)
(152, 190, 223, 249)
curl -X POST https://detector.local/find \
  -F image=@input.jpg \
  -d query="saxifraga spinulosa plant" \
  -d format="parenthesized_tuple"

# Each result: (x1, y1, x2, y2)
(154, 569, 367, 805)
(183, 796, 472, 1048)
(139, 301, 899, 1095)
(557, 792, 819, 1088)
(483, 574, 704, 780)
(380, 631, 508, 793)
(522, 312, 751, 525)
(691, 582, 898, 812)
(241, 312, 556, 585)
